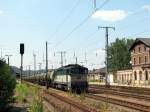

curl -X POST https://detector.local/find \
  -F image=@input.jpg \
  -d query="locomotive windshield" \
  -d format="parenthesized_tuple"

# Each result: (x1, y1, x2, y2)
(70, 68, 88, 74)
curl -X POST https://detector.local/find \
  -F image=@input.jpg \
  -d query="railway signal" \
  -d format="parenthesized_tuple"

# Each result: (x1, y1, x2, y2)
(20, 43, 24, 83)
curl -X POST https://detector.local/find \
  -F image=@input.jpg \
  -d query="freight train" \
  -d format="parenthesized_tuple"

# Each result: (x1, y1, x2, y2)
(25, 64, 88, 92)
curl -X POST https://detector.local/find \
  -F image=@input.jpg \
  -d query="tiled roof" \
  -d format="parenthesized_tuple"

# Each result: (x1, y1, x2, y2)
(130, 38, 150, 50)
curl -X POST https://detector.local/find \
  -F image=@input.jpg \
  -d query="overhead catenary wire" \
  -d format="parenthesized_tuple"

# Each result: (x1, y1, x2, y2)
(83, 12, 150, 49)
(54, 0, 110, 47)
(126, 28, 150, 37)
(51, 0, 81, 38)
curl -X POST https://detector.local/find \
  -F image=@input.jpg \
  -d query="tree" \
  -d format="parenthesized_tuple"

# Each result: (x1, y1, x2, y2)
(0, 59, 16, 109)
(108, 38, 134, 71)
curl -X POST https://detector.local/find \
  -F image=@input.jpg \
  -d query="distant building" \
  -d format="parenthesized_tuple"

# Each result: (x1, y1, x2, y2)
(88, 67, 106, 82)
(10, 66, 20, 78)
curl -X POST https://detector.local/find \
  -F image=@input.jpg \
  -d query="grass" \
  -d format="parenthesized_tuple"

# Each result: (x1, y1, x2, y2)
(28, 85, 43, 112)
(15, 83, 43, 112)
(15, 83, 28, 103)
(29, 95, 43, 112)
(79, 92, 86, 103)
(98, 102, 109, 112)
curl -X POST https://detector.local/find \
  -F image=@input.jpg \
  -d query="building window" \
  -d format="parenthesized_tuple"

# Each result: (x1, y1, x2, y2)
(134, 71, 137, 80)
(133, 49, 135, 53)
(138, 47, 141, 52)
(145, 71, 148, 80)
(133, 58, 136, 65)
(145, 56, 147, 64)
(139, 57, 141, 64)
(139, 71, 142, 80)
(144, 46, 146, 52)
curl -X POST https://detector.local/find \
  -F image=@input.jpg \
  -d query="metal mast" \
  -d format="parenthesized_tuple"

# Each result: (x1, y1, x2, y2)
(98, 26, 115, 87)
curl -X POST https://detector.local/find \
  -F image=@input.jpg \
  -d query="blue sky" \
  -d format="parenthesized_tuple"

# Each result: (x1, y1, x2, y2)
(0, 0, 150, 70)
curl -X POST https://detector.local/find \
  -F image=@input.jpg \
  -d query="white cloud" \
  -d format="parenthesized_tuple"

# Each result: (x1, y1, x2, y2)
(142, 5, 150, 11)
(0, 10, 4, 14)
(92, 10, 128, 22)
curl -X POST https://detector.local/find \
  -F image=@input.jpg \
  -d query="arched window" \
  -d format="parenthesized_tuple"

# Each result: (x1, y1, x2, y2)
(145, 70, 148, 80)
(139, 57, 141, 64)
(139, 71, 142, 80)
(134, 71, 137, 80)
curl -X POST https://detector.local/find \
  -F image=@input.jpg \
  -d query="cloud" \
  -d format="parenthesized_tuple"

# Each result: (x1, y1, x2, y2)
(92, 10, 128, 22)
(142, 5, 150, 11)
(0, 10, 4, 14)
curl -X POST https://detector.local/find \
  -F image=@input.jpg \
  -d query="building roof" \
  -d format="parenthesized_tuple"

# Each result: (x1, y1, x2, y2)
(130, 38, 150, 50)
(57, 64, 88, 70)
(89, 67, 106, 74)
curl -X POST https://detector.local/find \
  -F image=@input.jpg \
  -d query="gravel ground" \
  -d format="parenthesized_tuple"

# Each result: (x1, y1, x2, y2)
(44, 88, 141, 112)
(9, 82, 143, 112)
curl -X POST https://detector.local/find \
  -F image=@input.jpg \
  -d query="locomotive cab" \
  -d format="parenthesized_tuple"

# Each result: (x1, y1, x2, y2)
(70, 66, 88, 93)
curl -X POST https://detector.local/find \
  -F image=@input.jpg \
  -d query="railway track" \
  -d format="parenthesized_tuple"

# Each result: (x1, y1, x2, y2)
(90, 85, 150, 95)
(25, 82, 150, 112)
(43, 90, 98, 112)
(25, 82, 97, 112)
(89, 87, 150, 101)
(86, 94, 150, 112)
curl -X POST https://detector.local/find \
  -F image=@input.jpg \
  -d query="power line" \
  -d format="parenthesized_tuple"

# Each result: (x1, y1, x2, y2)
(85, 16, 150, 49)
(126, 28, 150, 37)
(51, 0, 80, 38)
(108, 9, 146, 36)
(54, 0, 110, 47)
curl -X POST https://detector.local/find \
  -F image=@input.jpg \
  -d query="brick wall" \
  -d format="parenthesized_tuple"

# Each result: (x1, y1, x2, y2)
(131, 42, 150, 66)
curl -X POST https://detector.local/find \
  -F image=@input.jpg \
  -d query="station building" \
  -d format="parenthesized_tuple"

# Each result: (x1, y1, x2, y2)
(130, 38, 150, 86)
(117, 38, 150, 86)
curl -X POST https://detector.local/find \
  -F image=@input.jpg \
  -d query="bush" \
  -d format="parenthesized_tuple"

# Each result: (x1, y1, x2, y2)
(0, 59, 16, 109)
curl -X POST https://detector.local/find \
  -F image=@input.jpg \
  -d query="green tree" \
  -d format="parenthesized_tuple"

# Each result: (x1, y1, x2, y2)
(0, 59, 16, 109)
(108, 38, 134, 71)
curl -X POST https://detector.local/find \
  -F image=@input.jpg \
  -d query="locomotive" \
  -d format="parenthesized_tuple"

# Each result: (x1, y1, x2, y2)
(25, 64, 88, 92)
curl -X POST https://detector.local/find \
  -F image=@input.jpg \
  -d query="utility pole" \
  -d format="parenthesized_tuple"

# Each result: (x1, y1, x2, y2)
(46, 41, 48, 89)
(26, 66, 28, 80)
(1, 48, 3, 58)
(75, 57, 78, 64)
(84, 52, 87, 66)
(98, 26, 115, 87)
(93, 0, 97, 11)
(28, 65, 31, 79)
(33, 53, 36, 77)
(38, 63, 42, 74)
(43, 52, 45, 64)
(5, 55, 12, 66)
(60, 51, 63, 67)
(64, 52, 67, 65)
(57, 51, 66, 67)
(73, 52, 78, 64)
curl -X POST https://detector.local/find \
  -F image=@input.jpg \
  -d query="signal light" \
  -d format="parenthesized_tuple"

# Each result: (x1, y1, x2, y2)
(20, 43, 24, 55)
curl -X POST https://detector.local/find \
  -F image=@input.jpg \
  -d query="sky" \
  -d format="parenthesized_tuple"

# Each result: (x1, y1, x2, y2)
(0, 0, 150, 70)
